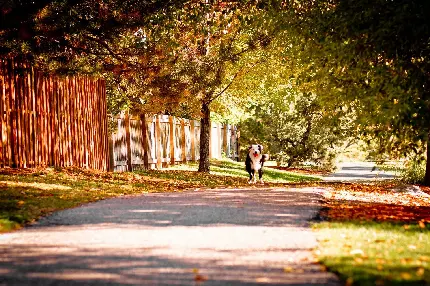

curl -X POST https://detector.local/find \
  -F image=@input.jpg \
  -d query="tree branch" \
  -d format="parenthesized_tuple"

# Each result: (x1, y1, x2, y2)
(209, 59, 263, 104)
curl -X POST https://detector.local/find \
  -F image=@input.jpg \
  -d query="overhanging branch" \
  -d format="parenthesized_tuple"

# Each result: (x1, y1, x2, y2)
(209, 59, 263, 104)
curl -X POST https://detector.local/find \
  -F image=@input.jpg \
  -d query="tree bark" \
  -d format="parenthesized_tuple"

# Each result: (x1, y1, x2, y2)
(198, 101, 211, 172)
(424, 131, 430, 186)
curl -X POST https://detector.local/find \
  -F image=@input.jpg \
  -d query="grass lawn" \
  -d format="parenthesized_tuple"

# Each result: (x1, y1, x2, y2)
(314, 222, 430, 286)
(314, 184, 430, 285)
(0, 159, 320, 233)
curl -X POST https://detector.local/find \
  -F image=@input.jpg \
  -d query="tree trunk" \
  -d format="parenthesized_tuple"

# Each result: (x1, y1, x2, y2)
(424, 131, 430, 186)
(198, 101, 211, 172)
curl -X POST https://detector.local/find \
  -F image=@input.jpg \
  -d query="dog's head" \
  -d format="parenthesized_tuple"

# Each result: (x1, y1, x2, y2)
(248, 144, 263, 158)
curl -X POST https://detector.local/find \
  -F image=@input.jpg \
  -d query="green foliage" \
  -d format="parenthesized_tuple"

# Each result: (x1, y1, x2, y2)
(238, 81, 353, 170)
(273, 0, 430, 174)
(400, 159, 426, 185)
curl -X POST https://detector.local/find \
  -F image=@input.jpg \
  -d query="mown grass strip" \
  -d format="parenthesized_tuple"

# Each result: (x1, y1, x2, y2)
(167, 159, 321, 183)
(314, 221, 430, 286)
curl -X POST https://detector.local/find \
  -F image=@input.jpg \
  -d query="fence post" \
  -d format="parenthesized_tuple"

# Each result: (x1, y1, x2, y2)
(181, 119, 186, 163)
(236, 128, 240, 161)
(108, 131, 114, 172)
(223, 123, 228, 158)
(169, 116, 175, 165)
(140, 113, 149, 170)
(155, 115, 162, 169)
(190, 120, 195, 161)
(218, 122, 222, 158)
(124, 111, 133, 172)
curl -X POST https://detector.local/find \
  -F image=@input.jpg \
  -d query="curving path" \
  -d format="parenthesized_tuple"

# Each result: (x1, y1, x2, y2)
(0, 187, 340, 286)
(323, 161, 396, 182)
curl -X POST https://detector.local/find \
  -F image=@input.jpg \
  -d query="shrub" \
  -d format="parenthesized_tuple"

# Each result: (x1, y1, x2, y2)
(400, 159, 425, 184)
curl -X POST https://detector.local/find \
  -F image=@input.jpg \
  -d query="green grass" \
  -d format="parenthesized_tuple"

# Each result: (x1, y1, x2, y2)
(0, 159, 320, 232)
(314, 221, 430, 285)
(166, 159, 321, 183)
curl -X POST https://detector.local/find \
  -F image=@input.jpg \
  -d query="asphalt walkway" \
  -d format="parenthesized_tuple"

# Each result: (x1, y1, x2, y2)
(0, 187, 340, 286)
(323, 161, 396, 182)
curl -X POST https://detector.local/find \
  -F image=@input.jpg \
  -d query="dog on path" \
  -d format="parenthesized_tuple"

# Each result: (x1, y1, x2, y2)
(245, 144, 269, 184)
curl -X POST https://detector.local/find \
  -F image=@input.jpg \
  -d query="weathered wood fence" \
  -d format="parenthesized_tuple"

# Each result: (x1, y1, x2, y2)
(111, 112, 239, 171)
(0, 58, 109, 170)
(0, 58, 238, 172)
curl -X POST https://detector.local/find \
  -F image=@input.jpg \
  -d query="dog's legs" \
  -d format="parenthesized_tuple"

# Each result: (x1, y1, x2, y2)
(248, 170, 255, 184)
(258, 168, 264, 184)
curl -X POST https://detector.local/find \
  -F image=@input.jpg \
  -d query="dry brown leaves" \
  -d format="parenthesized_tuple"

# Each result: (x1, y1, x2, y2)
(321, 183, 430, 223)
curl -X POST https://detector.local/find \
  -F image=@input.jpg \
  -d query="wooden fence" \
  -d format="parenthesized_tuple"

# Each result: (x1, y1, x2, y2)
(0, 58, 109, 170)
(111, 112, 239, 171)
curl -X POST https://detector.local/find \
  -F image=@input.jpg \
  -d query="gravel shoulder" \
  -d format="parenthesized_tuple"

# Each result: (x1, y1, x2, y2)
(0, 187, 340, 286)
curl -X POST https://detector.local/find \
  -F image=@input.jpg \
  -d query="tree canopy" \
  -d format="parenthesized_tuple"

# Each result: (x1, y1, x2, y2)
(2, 0, 430, 181)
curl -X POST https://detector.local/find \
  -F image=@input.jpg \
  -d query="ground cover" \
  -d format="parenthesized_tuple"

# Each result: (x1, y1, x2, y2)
(315, 183, 430, 285)
(0, 159, 320, 232)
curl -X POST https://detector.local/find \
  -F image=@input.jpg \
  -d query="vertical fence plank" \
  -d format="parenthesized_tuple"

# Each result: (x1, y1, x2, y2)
(190, 120, 196, 162)
(124, 111, 132, 172)
(155, 115, 162, 169)
(181, 119, 186, 163)
(103, 81, 108, 170)
(20, 61, 27, 167)
(76, 77, 82, 167)
(29, 64, 36, 166)
(10, 59, 18, 167)
(83, 78, 88, 168)
(35, 71, 41, 166)
(5, 59, 11, 166)
(169, 116, 175, 165)
(0, 60, 2, 166)
(25, 62, 31, 167)
(0, 59, 4, 167)
(140, 113, 149, 170)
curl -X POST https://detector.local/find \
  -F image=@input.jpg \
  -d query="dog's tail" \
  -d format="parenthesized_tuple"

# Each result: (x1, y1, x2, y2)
(261, 154, 269, 163)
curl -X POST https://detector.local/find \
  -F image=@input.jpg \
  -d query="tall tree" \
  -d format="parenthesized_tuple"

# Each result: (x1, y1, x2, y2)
(163, 2, 276, 172)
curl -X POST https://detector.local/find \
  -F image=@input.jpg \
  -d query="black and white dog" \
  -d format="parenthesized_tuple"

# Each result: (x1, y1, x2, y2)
(245, 144, 269, 184)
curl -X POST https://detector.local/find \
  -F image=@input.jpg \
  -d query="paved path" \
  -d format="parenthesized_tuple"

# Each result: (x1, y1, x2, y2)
(0, 187, 340, 286)
(323, 161, 396, 182)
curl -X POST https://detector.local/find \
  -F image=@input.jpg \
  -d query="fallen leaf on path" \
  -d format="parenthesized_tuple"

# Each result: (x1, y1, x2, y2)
(194, 274, 208, 282)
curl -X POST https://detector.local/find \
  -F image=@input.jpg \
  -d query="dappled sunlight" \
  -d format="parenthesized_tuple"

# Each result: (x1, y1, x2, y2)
(1, 223, 324, 285)
(0, 242, 335, 285)
(0, 187, 340, 285)
(0, 181, 72, 191)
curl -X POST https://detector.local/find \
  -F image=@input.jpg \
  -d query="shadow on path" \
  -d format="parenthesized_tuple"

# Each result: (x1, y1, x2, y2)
(0, 188, 340, 286)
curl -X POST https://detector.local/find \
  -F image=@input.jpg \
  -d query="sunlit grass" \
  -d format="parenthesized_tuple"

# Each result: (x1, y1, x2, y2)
(167, 159, 322, 183)
(314, 221, 430, 285)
